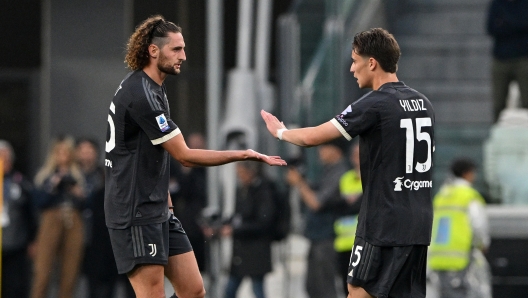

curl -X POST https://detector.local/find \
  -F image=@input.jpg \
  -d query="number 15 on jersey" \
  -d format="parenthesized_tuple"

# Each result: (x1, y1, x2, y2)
(400, 117, 432, 174)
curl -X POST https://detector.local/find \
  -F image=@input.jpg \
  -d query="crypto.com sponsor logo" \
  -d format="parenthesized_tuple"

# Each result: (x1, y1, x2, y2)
(393, 177, 432, 191)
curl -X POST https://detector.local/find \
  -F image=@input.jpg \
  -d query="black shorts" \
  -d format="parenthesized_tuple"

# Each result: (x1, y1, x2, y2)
(108, 213, 193, 274)
(347, 237, 427, 298)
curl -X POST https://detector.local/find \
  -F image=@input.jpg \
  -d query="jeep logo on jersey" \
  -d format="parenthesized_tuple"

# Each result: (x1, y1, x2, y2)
(394, 177, 432, 191)
(156, 114, 169, 132)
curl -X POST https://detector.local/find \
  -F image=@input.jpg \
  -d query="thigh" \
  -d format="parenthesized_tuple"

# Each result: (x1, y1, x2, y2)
(164, 252, 205, 297)
(127, 264, 166, 298)
(108, 221, 170, 275)
(164, 214, 204, 297)
(34, 210, 63, 272)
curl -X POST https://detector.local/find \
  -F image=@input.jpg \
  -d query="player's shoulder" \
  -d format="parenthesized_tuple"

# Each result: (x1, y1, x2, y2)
(116, 71, 156, 103)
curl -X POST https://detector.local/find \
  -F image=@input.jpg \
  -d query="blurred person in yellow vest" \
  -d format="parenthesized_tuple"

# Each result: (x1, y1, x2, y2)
(428, 157, 492, 298)
(334, 142, 362, 295)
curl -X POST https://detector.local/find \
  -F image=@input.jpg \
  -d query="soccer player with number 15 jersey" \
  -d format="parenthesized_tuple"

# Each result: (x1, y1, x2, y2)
(261, 28, 435, 298)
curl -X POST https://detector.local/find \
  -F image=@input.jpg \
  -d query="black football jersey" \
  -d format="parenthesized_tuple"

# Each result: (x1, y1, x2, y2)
(331, 82, 435, 246)
(104, 71, 180, 229)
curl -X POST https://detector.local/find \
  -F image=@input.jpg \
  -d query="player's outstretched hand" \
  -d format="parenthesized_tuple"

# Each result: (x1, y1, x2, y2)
(260, 110, 286, 139)
(246, 149, 287, 166)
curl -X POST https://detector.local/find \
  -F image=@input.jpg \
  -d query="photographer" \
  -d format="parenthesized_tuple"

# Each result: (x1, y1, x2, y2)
(31, 135, 86, 298)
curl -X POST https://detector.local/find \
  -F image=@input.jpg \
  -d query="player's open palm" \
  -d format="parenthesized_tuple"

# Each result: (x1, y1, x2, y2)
(246, 149, 287, 166)
(260, 110, 286, 139)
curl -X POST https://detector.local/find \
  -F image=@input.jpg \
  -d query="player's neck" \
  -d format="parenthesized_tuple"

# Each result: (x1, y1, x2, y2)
(143, 65, 167, 86)
(372, 73, 399, 90)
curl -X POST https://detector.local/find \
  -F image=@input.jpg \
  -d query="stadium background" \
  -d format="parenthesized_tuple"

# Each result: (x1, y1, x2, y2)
(1, 0, 528, 297)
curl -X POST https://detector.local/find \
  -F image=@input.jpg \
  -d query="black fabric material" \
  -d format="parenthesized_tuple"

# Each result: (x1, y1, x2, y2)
(347, 237, 427, 298)
(105, 70, 178, 229)
(334, 81, 435, 246)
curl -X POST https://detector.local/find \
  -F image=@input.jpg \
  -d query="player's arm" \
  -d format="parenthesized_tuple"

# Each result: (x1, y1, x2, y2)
(260, 110, 343, 146)
(161, 133, 286, 167)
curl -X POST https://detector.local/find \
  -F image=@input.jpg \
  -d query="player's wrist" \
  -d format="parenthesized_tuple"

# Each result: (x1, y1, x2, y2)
(277, 128, 288, 140)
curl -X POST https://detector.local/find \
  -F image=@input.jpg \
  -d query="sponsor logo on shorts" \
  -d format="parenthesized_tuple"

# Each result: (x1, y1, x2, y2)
(393, 176, 432, 191)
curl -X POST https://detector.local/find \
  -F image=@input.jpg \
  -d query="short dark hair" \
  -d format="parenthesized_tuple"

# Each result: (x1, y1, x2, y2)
(450, 158, 476, 178)
(352, 28, 401, 73)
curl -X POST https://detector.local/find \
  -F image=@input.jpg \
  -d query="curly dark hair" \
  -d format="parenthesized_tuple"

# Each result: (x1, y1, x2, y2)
(352, 28, 400, 73)
(125, 15, 182, 70)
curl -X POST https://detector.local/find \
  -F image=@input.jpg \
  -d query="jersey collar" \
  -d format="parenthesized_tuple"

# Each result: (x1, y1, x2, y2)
(378, 81, 405, 92)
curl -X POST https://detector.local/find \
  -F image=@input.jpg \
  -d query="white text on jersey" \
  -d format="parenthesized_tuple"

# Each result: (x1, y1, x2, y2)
(393, 177, 432, 191)
(105, 159, 113, 168)
(399, 99, 427, 112)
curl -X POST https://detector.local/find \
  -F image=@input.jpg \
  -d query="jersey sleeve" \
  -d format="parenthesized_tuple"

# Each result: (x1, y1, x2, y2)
(330, 92, 379, 140)
(127, 91, 181, 145)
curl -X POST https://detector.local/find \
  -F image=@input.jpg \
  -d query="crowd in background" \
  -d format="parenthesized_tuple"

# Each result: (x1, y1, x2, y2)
(1, 132, 495, 298)
(1, 136, 135, 298)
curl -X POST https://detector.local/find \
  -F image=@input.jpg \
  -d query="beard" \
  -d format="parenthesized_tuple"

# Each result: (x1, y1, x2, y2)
(157, 52, 180, 75)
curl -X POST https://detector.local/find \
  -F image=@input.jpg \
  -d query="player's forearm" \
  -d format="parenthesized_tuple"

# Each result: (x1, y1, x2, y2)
(281, 127, 321, 147)
(177, 149, 248, 167)
(280, 121, 342, 147)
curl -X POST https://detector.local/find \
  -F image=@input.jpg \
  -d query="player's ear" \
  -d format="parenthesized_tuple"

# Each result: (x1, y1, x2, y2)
(369, 58, 377, 71)
(148, 44, 159, 59)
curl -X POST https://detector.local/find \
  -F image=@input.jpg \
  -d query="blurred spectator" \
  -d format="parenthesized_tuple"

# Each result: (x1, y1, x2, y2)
(286, 139, 348, 298)
(1, 140, 37, 298)
(75, 137, 103, 251)
(76, 138, 132, 298)
(30, 135, 86, 298)
(333, 142, 362, 295)
(221, 161, 276, 298)
(486, 0, 528, 122)
(428, 158, 492, 298)
(169, 132, 208, 272)
(75, 137, 104, 203)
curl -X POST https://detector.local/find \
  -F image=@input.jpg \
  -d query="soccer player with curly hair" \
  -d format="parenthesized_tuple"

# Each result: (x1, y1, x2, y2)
(104, 15, 286, 298)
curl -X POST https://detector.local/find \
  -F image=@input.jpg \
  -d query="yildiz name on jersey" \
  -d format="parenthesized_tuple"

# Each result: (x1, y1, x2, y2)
(393, 177, 432, 191)
(399, 99, 427, 112)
